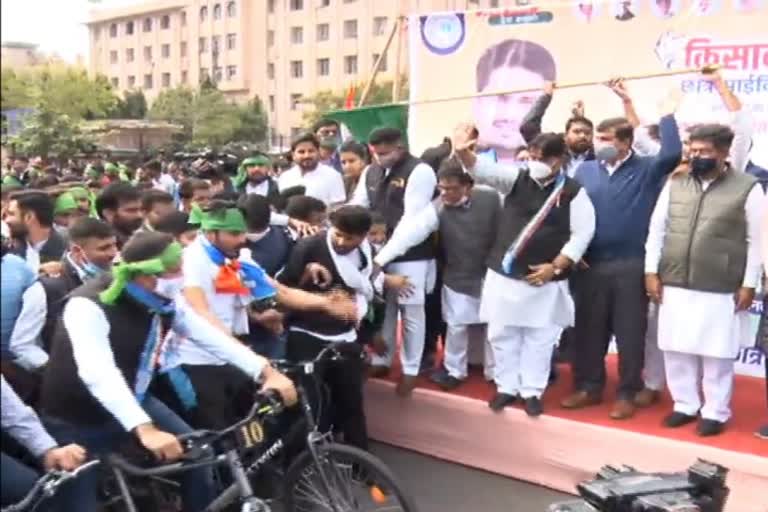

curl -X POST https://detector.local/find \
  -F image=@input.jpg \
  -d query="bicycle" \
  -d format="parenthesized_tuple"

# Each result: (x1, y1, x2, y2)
(1, 459, 101, 512)
(107, 345, 419, 512)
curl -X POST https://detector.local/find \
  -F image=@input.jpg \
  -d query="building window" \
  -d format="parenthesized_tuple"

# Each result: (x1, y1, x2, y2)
(111, 77, 119, 87)
(372, 53, 387, 71)
(343, 19, 357, 39)
(317, 58, 330, 76)
(226, 65, 237, 80)
(490, 0, 499, 5)
(213, 67, 223, 82)
(373, 16, 387, 36)
(290, 27, 303, 44)
(316, 23, 329, 41)
(128, 75, 136, 87)
(144, 74, 153, 89)
(268, 95, 275, 112)
(161, 15, 170, 29)
(126, 48, 135, 62)
(212, 35, 221, 53)
(143, 17, 152, 32)
(227, 1, 236, 17)
(268, 0, 275, 13)
(200, 68, 209, 80)
(290, 0, 303, 10)
(226, 33, 236, 50)
(125, 21, 134, 35)
(200, 6, 208, 20)
(110, 50, 118, 64)
(93, 27, 100, 41)
(213, 3, 222, 19)
(162, 72, 171, 87)
(144, 46, 152, 61)
(181, 70, 188, 83)
(199, 37, 208, 53)
(291, 127, 302, 138)
(344, 55, 357, 74)
(290, 60, 303, 78)
(180, 41, 187, 57)
(320, 0, 330, 5)
(181, 11, 187, 26)
(290, 93, 302, 110)
(267, 62, 275, 79)
(109, 23, 117, 37)
(267, 30, 275, 47)
(162, 44, 170, 58)
(344, 0, 356, 2)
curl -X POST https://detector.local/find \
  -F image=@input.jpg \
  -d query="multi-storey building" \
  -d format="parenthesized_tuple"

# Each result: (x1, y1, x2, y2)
(87, 0, 502, 145)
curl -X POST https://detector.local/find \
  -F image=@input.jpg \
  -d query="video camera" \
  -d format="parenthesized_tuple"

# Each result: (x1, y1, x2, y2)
(548, 460, 729, 512)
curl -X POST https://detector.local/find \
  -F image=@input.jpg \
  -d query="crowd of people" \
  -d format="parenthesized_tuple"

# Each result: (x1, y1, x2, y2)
(1, 67, 767, 511)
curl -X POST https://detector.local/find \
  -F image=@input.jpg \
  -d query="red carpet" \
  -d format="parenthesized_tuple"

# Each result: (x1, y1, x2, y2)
(379, 355, 767, 457)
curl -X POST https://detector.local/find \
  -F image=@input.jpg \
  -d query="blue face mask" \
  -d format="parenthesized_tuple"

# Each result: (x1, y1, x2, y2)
(81, 259, 105, 279)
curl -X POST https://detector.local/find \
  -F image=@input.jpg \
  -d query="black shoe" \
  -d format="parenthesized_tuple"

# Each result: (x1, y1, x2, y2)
(429, 370, 463, 391)
(755, 425, 768, 440)
(488, 392, 517, 412)
(697, 419, 726, 437)
(418, 353, 437, 375)
(524, 396, 543, 417)
(663, 411, 698, 428)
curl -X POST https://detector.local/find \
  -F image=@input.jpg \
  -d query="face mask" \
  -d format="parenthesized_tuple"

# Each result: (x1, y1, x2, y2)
(594, 143, 619, 162)
(376, 152, 401, 169)
(527, 161, 553, 181)
(155, 276, 184, 299)
(54, 224, 69, 237)
(690, 157, 719, 177)
(247, 172, 268, 185)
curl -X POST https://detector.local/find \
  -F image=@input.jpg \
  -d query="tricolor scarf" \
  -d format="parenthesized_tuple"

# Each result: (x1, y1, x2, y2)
(200, 237, 277, 302)
(501, 173, 567, 276)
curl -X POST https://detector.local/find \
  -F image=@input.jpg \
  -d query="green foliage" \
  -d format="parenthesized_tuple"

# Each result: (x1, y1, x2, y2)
(10, 107, 94, 158)
(110, 89, 148, 119)
(0, 68, 33, 110)
(302, 78, 410, 127)
(149, 86, 268, 148)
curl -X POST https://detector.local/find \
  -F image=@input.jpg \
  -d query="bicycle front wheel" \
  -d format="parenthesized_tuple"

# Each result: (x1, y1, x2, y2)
(282, 443, 418, 512)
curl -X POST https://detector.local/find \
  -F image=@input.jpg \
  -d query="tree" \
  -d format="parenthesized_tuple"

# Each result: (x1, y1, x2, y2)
(10, 106, 94, 159)
(302, 78, 410, 127)
(232, 96, 268, 143)
(1, 68, 33, 110)
(110, 89, 148, 119)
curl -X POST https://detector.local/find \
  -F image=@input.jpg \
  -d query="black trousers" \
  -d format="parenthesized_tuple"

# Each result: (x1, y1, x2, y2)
(286, 331, 368, 451)
(570, 258, 648, 400)
(424, 266, 447, 359)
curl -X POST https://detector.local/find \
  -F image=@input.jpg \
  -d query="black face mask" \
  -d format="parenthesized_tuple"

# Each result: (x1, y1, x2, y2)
(690, 157, 719, 177)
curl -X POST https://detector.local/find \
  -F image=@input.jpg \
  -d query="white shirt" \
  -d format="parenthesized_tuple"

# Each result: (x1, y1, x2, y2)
(245, 180, 270, 196)
(348, 162, 438, 223)
(603, 151, 633, 176)
(278, 163, 346, 206)
(8, 281, 48, 370)
(24, 239, 46, 273)
(153, 173, 176, 195)
(62, 295, 266, 431)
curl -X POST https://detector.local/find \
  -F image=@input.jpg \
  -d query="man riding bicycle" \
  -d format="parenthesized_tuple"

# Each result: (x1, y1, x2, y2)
(37, 231, 298, 512)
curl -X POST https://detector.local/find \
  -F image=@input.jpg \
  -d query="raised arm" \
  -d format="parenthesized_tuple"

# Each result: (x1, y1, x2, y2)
(452, 123, 522, 195)
(519, 82, 554, 144)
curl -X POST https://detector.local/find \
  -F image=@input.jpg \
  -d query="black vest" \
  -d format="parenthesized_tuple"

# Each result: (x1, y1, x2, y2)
(38, 259, 84, 353)
(281, 234, 360, 336)
(245, 226, 294, 277)
(40, 276, 173, 426)
(365, 154, 436, 262)
(487, 172, 581, 280)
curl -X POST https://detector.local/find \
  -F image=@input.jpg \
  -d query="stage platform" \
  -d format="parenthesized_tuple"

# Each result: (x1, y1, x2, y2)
(363, 358, 768, 512)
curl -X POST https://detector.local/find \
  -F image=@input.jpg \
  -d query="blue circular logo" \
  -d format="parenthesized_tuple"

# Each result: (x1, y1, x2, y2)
(420, 14, 466, 56)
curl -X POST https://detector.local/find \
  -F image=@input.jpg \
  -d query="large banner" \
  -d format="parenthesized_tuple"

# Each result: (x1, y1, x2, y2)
(407, 1, 768, 165)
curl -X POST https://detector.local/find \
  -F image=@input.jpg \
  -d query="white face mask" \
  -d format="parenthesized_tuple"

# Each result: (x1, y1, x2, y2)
(527, 161, 554, 181)
(155, 276, 184, 299)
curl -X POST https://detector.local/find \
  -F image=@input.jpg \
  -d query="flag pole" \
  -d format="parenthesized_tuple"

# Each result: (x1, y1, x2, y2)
(392, 14, 405, 103)
(357, 14, 400, 107)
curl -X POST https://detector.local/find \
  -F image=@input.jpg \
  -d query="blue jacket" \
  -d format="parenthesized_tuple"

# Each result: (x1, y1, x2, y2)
(574, 114, 682, 263)
(1, 254, 36, 357)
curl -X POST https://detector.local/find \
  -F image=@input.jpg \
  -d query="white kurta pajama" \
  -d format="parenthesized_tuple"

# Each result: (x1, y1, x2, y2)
(469, 159, 597, 399)
(645, 180, 765, 422)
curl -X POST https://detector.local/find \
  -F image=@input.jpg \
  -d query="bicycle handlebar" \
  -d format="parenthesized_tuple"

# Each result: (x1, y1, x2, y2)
(2, 459, 100, 512)
(271, 344, 359, 376)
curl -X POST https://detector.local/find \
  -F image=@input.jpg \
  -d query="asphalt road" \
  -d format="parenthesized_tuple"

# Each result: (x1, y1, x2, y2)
(370, 442, 574, 512)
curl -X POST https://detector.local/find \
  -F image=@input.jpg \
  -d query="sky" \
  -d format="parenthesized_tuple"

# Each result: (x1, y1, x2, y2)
(1, 0, 139, 63)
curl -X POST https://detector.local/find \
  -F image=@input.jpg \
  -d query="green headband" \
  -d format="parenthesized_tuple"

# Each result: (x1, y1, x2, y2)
(233, 156, 271, 188)
(200, 207, 247, 232)
(99, 241, 184, 304)
(105, 163, 119, 175)
(68, 186, 89, 200)
(54, 192, 78, 215)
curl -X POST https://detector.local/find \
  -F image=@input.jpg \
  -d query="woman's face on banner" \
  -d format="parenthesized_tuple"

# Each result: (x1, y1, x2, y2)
(473, 66, 545, 153)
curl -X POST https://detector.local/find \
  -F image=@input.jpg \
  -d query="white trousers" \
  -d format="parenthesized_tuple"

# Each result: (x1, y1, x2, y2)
(644, 303, 666, 391)
(489, 325, 561, 398)
(370, 296, 426, 376)
(444, 324, 495, 380)
(663, 351, 735, 422)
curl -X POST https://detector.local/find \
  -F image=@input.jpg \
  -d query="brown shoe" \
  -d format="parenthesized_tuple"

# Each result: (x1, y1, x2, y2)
(367, 366, 390, 379)
(634, 388, 660, 408)
(609, 399, 636, 420)
(396, 375, 418, 397)
(560, 391, 602, 409)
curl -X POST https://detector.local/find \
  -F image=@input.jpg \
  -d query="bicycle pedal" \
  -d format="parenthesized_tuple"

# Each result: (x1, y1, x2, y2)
(369, 485, 389, 504)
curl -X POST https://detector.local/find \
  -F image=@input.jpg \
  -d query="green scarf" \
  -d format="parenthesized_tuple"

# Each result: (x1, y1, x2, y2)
(188, 203, 204, 226)
(54, 192, 78, 215)
(105, 163, 119, 176)
(200, 207, 247, 232)
(99, 241, 184, 304)
(232, 155, 271, 189)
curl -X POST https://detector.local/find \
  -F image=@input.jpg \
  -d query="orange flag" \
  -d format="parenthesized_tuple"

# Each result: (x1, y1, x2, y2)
(344, 83, 356, 110)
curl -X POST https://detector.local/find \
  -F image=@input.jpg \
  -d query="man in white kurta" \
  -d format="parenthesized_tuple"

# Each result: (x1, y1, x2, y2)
(645, 124, 764, 436)
(454, 128, 596, 416)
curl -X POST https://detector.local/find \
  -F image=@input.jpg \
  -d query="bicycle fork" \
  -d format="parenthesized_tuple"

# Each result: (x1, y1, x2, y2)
(225, 449, 270, 512)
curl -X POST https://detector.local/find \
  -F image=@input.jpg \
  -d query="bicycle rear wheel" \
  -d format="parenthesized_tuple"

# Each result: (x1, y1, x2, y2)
(282, 443, 418, 512)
